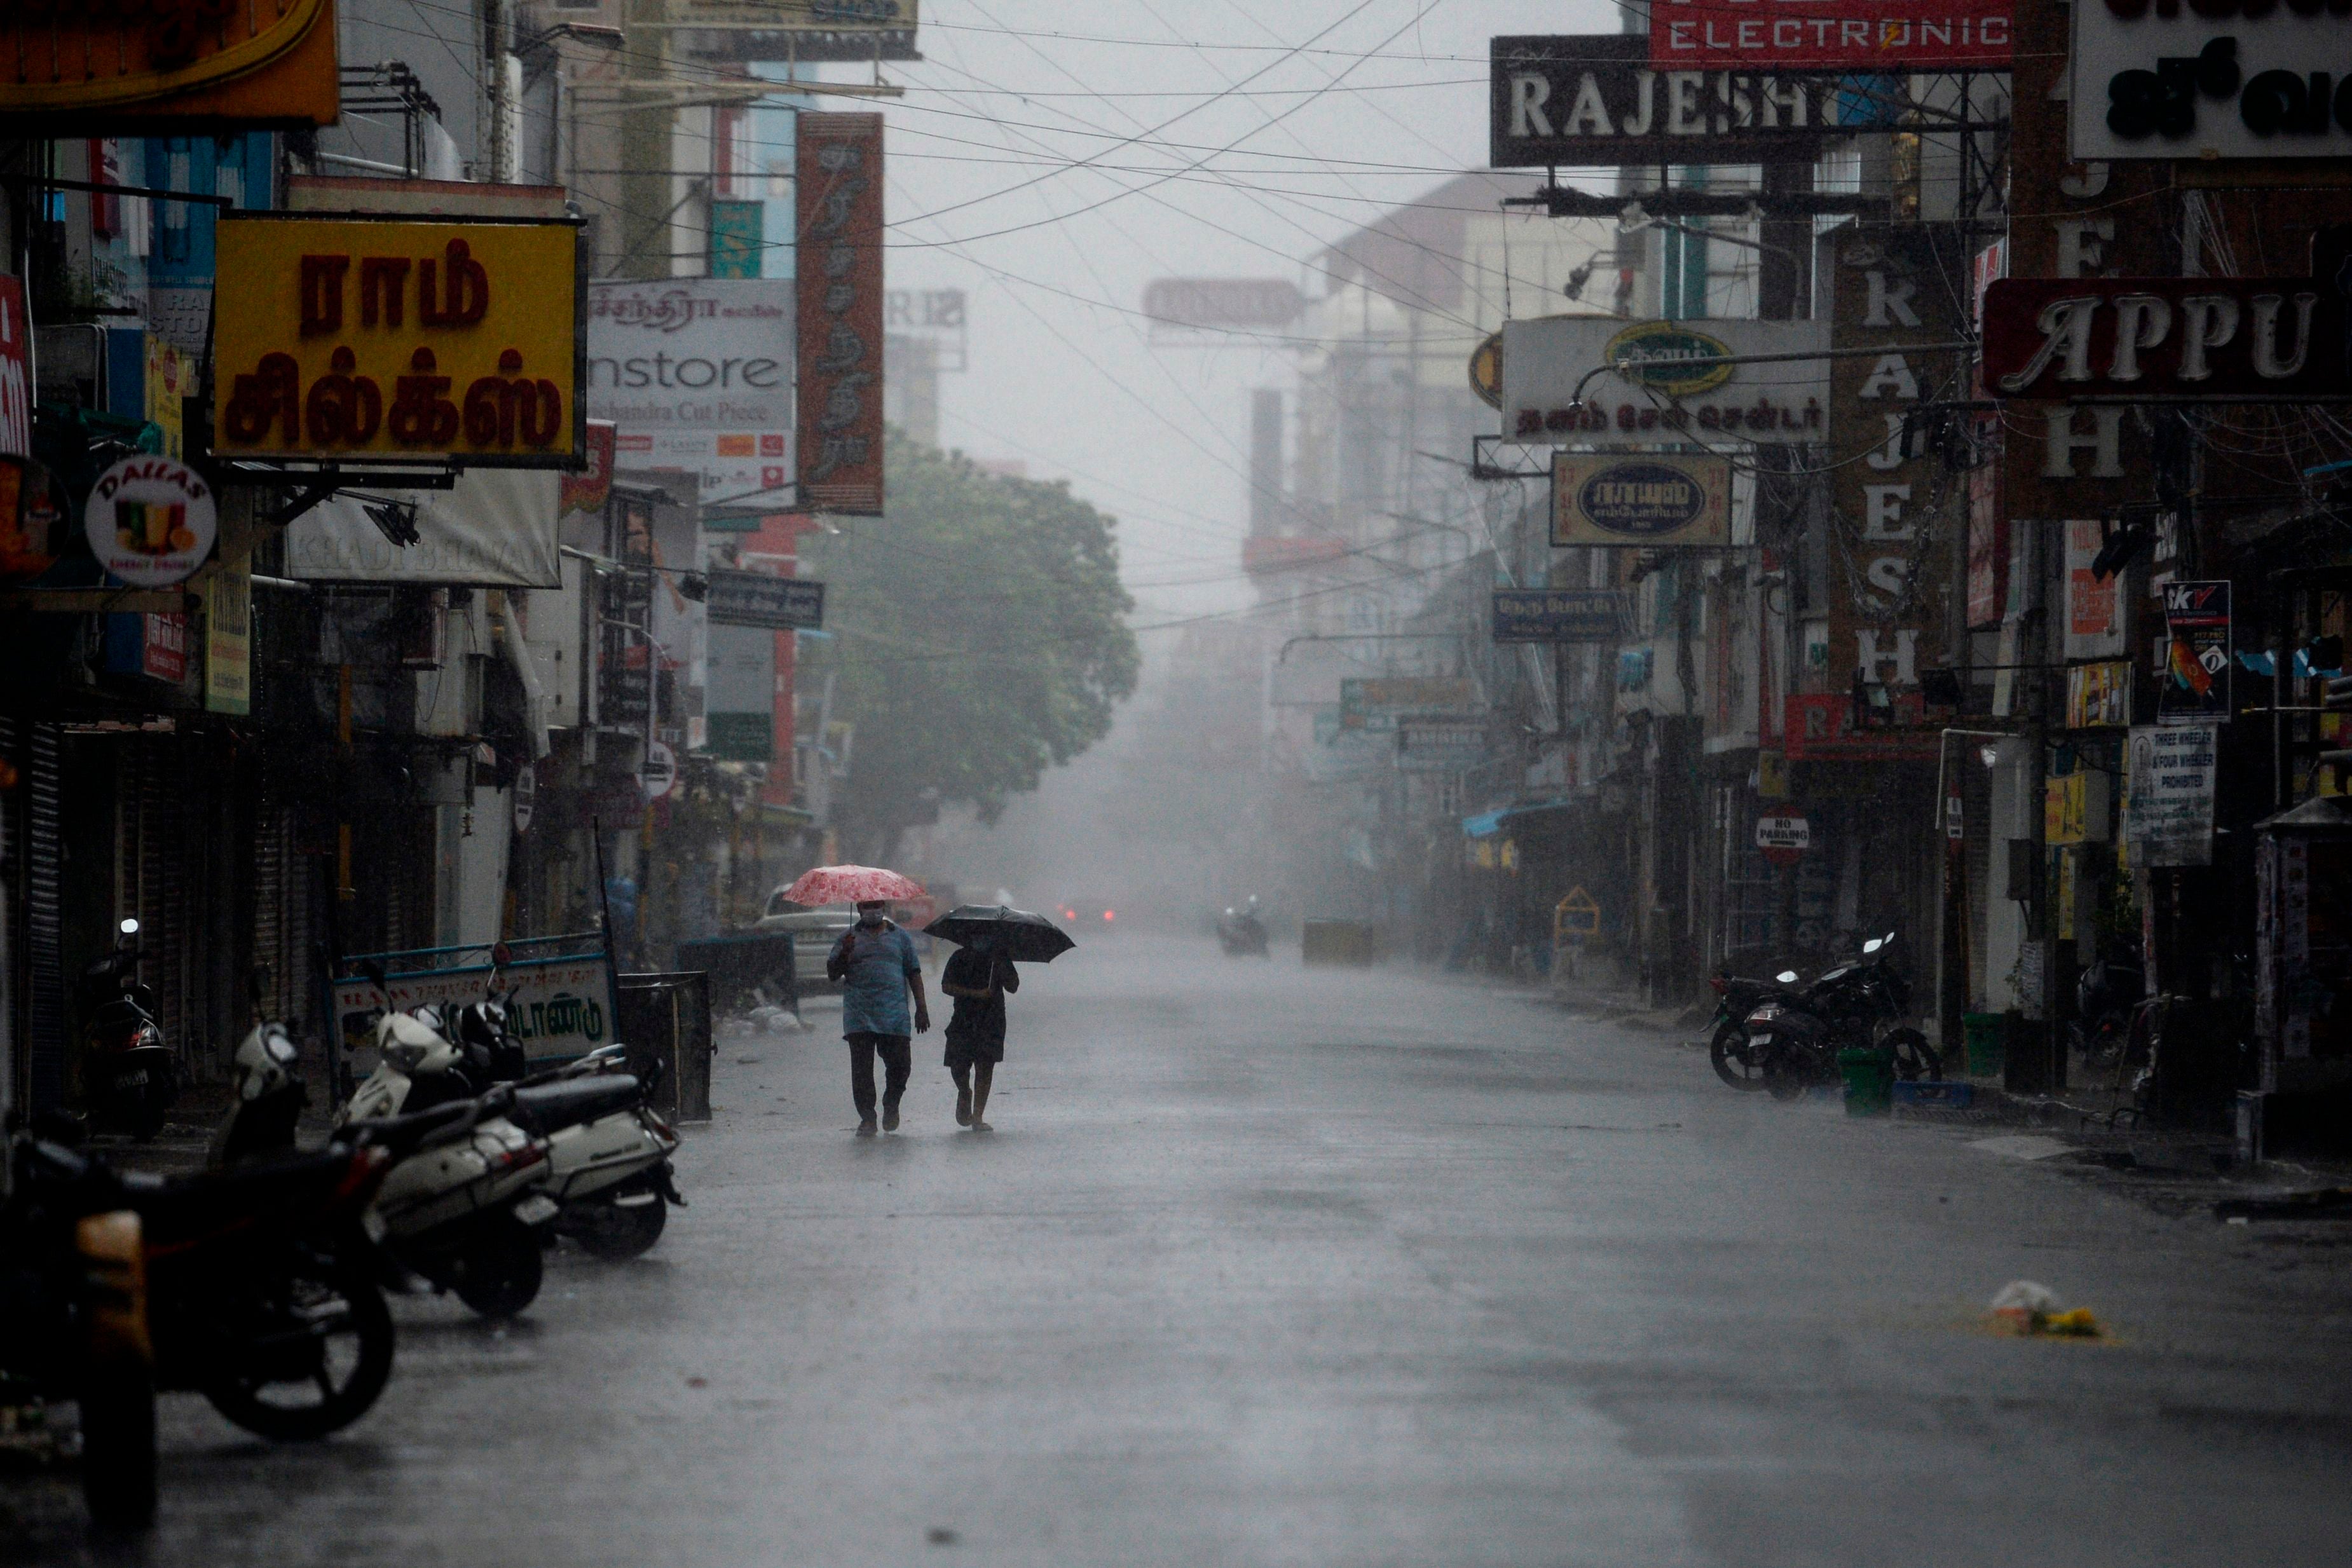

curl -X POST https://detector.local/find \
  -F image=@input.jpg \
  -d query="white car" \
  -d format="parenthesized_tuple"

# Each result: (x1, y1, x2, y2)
(753, 892, 857, 993)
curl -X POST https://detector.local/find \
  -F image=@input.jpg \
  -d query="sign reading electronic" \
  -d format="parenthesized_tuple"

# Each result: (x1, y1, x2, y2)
(1650, 0, 2011, 70)
(1491, 36, 1847, 168)
(212, 215, 584, 465)
(2073, 1, 2352, 161)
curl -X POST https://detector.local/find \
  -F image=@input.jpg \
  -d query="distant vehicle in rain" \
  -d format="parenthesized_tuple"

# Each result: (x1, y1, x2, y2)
(755, 890, 859, 990)
(1056, 899, 1119, 931)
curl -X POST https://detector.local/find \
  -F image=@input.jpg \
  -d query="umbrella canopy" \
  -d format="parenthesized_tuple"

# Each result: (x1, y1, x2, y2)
(923, 904, 1076, 964)
(781, 864, 926, 907)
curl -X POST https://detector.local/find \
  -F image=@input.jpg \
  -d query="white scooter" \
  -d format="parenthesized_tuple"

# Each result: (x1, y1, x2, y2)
(334, 964, 559, 1316)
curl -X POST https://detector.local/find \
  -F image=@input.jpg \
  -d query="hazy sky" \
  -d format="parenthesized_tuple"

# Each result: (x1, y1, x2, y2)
(870, 1, 1622, 627)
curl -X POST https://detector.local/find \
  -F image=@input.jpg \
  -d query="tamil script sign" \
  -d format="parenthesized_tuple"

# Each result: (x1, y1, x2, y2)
(796, 113, 886, 515)
(212, 214, 585, 466)
(1340, 676, 1479, 732)
(1502, 315, 1830, 445)
(1550, 451, 1733, 549)
(1649, 0, 2011, 71)
(333, 955, 612, 1067)
(705, 569, 825, 631)
(2072, 3, 2352, 161)
(1142, 278, 1304, 339)
(2127, 723, 2218, 868)
(1491, 36, 1850, 169)
(1492, 588, 1628, 643)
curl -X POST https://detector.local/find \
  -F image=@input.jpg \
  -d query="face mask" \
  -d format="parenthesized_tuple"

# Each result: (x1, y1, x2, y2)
(858, 909, 885, 928)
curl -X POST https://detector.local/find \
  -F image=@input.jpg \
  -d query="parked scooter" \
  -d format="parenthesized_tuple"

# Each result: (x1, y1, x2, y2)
(1740, 932, 1942, 1101)
(506, 1045, 685, 1260)
(336, 964, 559, 1316)
(1704, 964, 1807, 1091)
(209, 968, 307, 1170)
(78, 918, 177, 1141)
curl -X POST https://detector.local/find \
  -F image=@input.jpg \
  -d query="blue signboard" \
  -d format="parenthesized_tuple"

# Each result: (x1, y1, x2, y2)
(1493, 589, 1627, 644)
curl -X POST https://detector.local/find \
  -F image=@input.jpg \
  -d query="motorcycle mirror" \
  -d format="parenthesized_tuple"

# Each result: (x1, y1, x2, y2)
(490, 940, 512, 969)
(118, 917, 139, 936)
(1776, 970, 1798, 984)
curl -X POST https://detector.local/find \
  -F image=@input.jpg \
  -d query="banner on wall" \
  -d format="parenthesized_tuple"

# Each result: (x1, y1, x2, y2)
(2159, 579, 2232, 725)
(2063, 519, 2128, 659)
(588, 281, 792, 502)
(795, 113, 885, 515)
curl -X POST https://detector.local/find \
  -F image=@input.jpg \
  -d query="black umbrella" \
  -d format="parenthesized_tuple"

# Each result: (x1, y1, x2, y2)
(923, 904, 1076, 964)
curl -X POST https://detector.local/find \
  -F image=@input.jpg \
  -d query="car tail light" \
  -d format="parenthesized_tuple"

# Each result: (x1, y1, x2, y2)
(1102, 910, 1114, 922)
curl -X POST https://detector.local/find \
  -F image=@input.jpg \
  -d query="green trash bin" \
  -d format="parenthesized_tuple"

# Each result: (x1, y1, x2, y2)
(1839, 1046, 1893, 1117)
(1962, 1012, 2007, 1077)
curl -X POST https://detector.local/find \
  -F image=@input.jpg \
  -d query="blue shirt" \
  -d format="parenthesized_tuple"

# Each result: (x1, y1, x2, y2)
(831, 923, 920, 1037)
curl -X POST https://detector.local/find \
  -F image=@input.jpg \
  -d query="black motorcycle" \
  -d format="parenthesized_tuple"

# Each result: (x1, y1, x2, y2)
(1217, 908, 1269, 957)
(1740, 932, 1942, 1101)
(78, 920, 178, 1141)
(1705, 965, 1807, 1091)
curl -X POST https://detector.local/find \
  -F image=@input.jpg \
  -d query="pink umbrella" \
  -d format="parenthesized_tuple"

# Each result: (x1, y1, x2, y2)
(781, 864, 926, 906)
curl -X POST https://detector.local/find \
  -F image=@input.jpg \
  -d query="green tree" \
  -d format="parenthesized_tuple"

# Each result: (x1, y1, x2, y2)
(800, 432, 1140, 864)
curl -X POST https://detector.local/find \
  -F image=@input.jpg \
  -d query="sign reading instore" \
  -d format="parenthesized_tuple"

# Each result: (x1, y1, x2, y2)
(588, 281, 793, 500)
(704, 569, 825, 632)
(212, 214, 584, 465)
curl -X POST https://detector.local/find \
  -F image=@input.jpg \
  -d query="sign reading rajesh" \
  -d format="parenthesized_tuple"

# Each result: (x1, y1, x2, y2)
(212, 214, 584, 466)
(1551, 452, 1732, 549)
(1492, 36, 1848, 168)
(1650, 0, 2011, 71)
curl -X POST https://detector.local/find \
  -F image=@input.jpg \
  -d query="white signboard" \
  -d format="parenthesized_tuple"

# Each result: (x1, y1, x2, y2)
(285, 467, 561, 587)
(2073, 6, 2352, 161)
(333, 957, 611, 1067)
(638, 739, 678, 801)
(587, 280, 794, 505)
(1756, 813, 1812, 851)
(1501, 316, 1831, 447)
(2126, 723, 2219, 868)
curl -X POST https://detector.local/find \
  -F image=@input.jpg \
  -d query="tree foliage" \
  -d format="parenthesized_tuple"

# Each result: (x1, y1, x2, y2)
(801, 432, 1139, 862)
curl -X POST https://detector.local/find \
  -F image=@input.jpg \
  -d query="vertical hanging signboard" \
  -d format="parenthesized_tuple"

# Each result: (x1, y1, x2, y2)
(2159, 579, 2232, 724)
(795, 114, 886, 515)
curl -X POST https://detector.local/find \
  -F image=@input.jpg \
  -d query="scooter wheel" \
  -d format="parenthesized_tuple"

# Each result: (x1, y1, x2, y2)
(1709, 1021, 1767, 1091)
(570, 1194, 668, 1261)
(203, 1252, 394, 1442)
(79, 1358, 157, 1528)
(1761, 1048, 1808, 1102)
(453, 1215, 544, 1318)
(1884, 1028, 1942, 1082)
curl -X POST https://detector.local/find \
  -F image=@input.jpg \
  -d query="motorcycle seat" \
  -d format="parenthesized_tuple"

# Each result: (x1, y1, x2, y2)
(133, 1149, 360, 1242)
(508, 1075, 642, 1136)
(90, 997, 156, 1031)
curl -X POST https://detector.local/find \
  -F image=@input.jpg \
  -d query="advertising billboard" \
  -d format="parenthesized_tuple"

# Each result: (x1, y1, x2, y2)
(0, 0, 339, 131)
(1491, 36, 1849, 168)
(211, 214, 585, 466)
(1983, 277, 2351, 403)
(1549, 453, 1732, 549)
(1648, 0, 2011, 71)
(2072, 4, 2352, 161)
(797, 113, 886, 515)
(588, 280, 794, 501)
(1502, 315, 1830, 446)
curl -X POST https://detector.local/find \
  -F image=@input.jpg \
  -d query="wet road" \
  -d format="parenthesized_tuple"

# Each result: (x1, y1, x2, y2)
(8, 937, 2352, 1566)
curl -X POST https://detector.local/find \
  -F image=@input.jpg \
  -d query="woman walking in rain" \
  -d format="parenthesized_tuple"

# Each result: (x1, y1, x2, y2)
(940, 936, 1017, 1131)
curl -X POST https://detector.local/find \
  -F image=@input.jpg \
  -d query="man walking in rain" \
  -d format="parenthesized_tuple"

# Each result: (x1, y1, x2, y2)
(940, 936, 1018, 1131)
(827, 899, 930, 1135)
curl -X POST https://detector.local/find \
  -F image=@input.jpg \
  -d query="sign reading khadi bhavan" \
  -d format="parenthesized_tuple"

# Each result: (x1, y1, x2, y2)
(1650, 0, 2011, 71)
(211, 214, 585, 467)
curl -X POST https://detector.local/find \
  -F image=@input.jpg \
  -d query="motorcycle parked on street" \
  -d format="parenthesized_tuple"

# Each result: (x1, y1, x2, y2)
(208, 968, 308, 1171)
(1740, 932, 1941, 1101)
(78, 919, 177, 1142)
(1705, 964, 1806, 1091)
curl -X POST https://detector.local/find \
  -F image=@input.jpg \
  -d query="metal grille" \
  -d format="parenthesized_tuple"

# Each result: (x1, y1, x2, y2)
(26, 723, 65, 1111)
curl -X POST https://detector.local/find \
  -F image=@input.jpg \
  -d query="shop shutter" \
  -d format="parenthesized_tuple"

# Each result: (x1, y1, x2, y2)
(22, 723, 67, 1111)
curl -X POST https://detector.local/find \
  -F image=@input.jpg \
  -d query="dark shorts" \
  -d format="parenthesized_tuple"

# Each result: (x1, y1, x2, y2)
(943, 1031, 1003, 1069)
